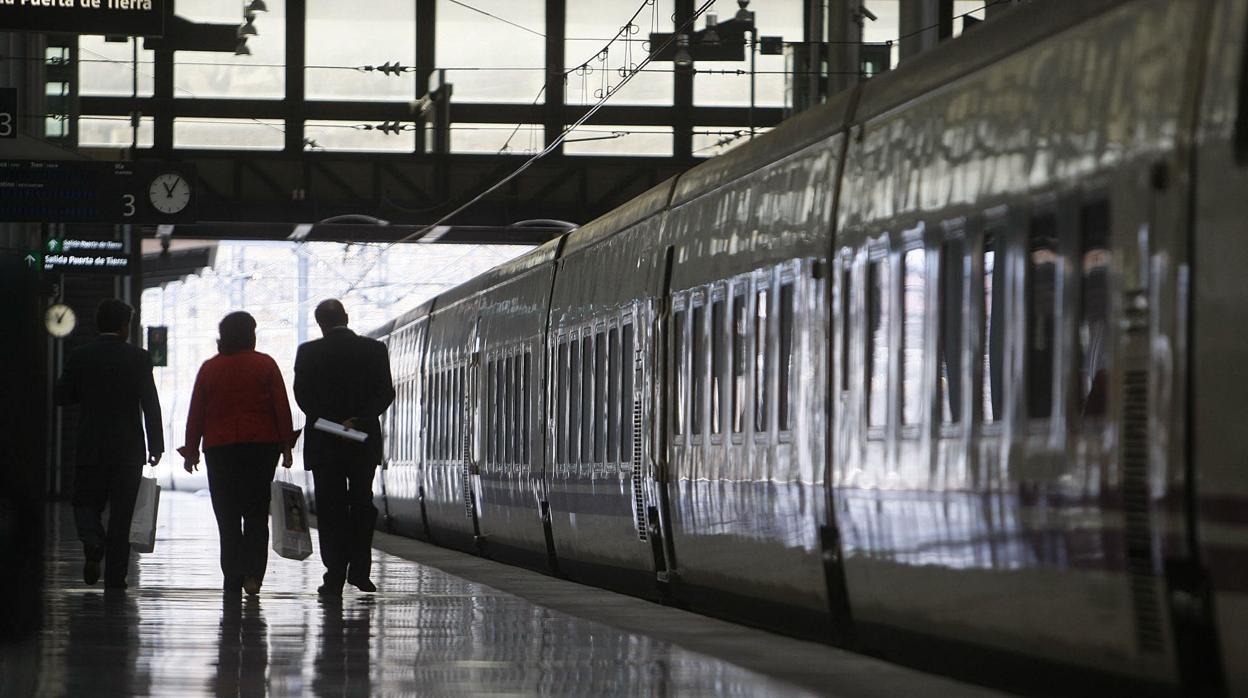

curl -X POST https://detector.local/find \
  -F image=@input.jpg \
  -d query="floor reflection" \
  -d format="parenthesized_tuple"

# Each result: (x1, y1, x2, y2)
(28, 493, 809, 697)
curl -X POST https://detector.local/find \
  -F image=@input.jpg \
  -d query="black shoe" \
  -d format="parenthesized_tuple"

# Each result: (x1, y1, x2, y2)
(243, 577, 262, 597)
(348, 577, 377, 593)
(317, 583, 343, 598)
(83, 559, 101, 586)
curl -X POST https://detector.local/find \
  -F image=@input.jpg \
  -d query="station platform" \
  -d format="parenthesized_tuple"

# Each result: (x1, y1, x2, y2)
(2, 491, 1004, 697)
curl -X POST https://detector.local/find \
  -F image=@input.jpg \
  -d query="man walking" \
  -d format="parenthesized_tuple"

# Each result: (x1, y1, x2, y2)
(56, 299, 163, 589)
(294, 299, 394, 597)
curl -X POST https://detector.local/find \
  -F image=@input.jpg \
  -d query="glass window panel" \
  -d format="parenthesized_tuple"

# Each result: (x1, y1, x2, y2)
(557, 342, 568, 463)
(692, 1, 802, 108)
(711, 297, 725, 435)
(1027, 213, 1059, 420)
(581, 335, 593, 463)
(566, 0, 671, 106)
(595, 332, 606, 463)
(486, 362, 494, 464)
(78, 116, 154, 149)
(175, 0, 286, 99)
(307, 0, 415, 101)
(778, 282, 795, 431)
(497, 359, 507, 463)
(451, 123, 542, 155)
(673, 309, 686, 436)
(621, 323, 634, 460)
(514, 354, 523, 464)
(982, 231, 1004, 423)
(692, 303, 705, 435)
(940, 238, 965, 424)
(304, 120, 415, 153)
(569, 338, 581, 462)
(840, 263, 851, 391)
(563, 125, 674, 157)
(902, 247, 926, 426)
(173, 119, 284, 150)
(731, 290, 747, 433)
(78, 36, 154, 97)
(1079, 200, 1111, 420)
(438, 0, 545, 102)
(608, 326, 620, 461)
(523, 351, 531, 465)
(867, 259, 889, 428)
(754, 288, 769, 432)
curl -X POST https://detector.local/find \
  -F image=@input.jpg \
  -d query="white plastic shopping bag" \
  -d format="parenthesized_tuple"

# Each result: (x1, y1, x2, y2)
(128, 475, 160, 554)
(270, 480, 312, 561)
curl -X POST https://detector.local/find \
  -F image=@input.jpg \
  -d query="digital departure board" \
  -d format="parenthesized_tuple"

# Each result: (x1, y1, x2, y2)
(0, 0, 165, 37)
(0, 160, 196, 224)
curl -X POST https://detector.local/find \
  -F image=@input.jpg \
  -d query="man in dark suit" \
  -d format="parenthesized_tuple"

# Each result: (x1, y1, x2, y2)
(56, 299, 163, 589)
(294, 299, 394, 597)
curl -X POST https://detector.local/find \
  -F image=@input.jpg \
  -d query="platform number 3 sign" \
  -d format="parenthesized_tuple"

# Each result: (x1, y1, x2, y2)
(0, 88, 16, 139)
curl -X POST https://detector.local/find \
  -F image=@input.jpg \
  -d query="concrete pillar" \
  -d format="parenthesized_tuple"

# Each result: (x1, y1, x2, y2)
(899, 0, 941, 63)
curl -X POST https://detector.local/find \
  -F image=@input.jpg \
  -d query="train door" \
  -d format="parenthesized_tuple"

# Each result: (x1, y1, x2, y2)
(649, 246, 678, 584)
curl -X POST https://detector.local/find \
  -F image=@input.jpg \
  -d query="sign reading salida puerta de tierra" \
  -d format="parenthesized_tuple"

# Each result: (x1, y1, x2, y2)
(0, 0, 164, 37)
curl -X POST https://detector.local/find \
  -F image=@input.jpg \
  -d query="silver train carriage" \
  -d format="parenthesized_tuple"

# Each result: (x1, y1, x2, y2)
(351, 1, 1248, 693)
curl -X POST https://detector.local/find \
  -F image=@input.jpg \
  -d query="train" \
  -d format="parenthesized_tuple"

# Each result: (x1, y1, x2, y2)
(295, 1, 1248, 694)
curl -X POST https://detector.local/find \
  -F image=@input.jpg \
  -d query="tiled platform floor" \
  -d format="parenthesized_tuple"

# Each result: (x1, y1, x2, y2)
(2, 491, 1002, 697)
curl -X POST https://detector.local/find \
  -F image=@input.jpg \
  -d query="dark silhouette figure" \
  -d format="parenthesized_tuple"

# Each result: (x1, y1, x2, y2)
(313, 599, 374, 696)
(181, 311, 294, 597)
(294, 300, 394, 597)
(55, 299, 163, 590)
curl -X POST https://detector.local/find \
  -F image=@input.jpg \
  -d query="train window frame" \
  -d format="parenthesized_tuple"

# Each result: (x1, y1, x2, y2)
(899, 226, 928, 433)
(979, 209, 1008, 432)
(777, 266, 798, 436)
(709, 283, 727, 442)
(753, 274, 772, 440)
(522, 348, 531, 466)
(671, 296, 688, 442)
(938, 220, 968, 432)
(556, 337, 569, 465)
(581, 331, 594, 465)
(865, 238, 891, 439)
(730, 276, 749, 441)
(594, 325, 607, 465)
(569, 330, 582, 465)
(690, 290, 707, 442)
(505, 351, 516, 465)
(621, 318, 635, 463)
(1075, 194, 1112, 425)
(1025, 200, 1061, 424)
(608, 323, 621, 463)
(838, 253, 853, 395)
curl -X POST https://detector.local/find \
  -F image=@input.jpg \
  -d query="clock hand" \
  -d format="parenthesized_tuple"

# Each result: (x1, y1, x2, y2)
(164, 180, 175, 197)
(57, 310, 67, 322)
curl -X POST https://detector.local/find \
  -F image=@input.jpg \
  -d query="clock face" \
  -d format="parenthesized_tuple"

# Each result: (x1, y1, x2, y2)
(45, 304, 76, 338)
(149, 173, 191, 215)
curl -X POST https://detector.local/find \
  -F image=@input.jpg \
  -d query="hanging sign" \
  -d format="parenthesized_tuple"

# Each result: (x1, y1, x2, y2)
(0, 0, 165, 37)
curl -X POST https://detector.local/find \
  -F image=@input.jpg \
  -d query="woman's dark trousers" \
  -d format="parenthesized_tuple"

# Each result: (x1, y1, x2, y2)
(205, 443, 279, 590)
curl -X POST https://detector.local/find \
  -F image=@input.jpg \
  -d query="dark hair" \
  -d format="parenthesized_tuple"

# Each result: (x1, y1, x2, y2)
(314, 299, 348, 329)
(96, 299, 133, 334)
(217, 311, 257, 355)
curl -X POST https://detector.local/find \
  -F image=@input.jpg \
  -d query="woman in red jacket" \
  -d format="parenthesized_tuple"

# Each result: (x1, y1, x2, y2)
(179, 311, 294, 597)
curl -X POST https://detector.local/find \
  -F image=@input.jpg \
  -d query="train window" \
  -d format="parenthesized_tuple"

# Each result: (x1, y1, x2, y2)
(840, 263, 851, 392)
(608, 326, 620, 461)
(1078, 200, 1111, 420)
(939, 238, 964, 424)
(507, 354, 517, 463)
(778, 281, 795, 431)
(902, 247, 926, 426)
(982, 229, 1005, 423)
(673, 308, 686, 436)
(692, 301, 705, 436)
(557, 342, 568, 464)
(621, 323, 635, 460)
(453, 366, 461, 461)
(581, 334, 593, 463)
(569, 338, 581, 463)
(732, 289, 747, 433)
(867, 259, 889, 428)
(711, 297, 725, 435)
(755, 287, 770, 432)
(1027, 211, 1059, 420)
(522, 351, 531, 464)
(595, 331, 606, 463)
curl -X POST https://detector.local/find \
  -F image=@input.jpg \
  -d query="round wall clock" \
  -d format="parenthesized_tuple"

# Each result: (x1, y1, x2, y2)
(45, 304, 76, 338)
(149, 172, 192, 215)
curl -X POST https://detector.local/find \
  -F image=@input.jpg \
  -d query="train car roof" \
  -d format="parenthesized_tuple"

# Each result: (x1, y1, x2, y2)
(854, 0, 1124, 122)
(560, 176, 678, 257)
(427, 234, 564, 312)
